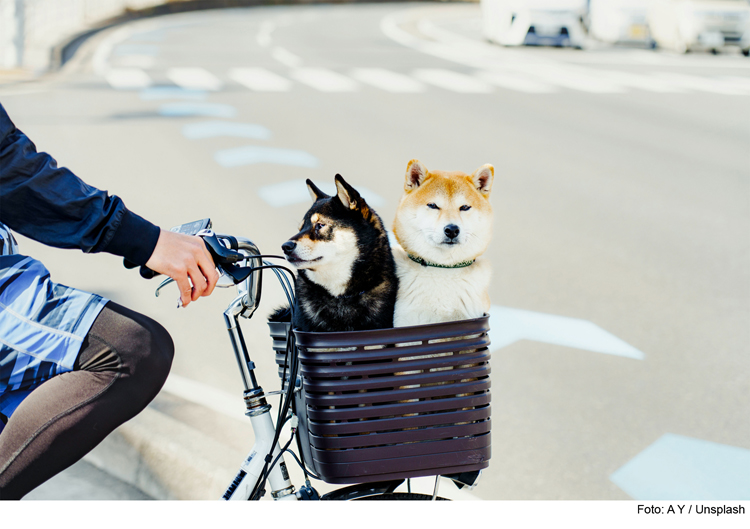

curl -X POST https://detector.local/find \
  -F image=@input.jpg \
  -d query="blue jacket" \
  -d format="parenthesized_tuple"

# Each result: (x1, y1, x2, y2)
(0, 102, 160, 264)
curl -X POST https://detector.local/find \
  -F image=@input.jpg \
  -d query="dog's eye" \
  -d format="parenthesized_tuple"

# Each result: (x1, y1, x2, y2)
(460, 205, 472, 211)
(427, 203, 440, 210)
(315, 223, 325, 232)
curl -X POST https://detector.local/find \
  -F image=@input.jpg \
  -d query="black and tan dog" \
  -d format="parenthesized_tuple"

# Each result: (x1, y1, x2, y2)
(272, 175, 397, 332)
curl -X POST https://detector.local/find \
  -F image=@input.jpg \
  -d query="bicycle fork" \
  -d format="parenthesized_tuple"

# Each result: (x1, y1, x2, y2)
(223, 409, 296, 501)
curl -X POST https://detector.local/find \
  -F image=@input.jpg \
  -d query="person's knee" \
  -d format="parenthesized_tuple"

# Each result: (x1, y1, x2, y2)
(125, 315, 174, 388)
(93, 304, 174, 400)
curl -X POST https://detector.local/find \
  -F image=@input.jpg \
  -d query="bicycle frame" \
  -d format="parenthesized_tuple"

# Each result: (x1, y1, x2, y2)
(216, 236, 298, 501)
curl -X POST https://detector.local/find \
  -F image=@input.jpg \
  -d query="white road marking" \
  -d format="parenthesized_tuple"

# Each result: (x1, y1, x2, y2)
(167, 67, 223, 91)
(488, 305, 645, 359)
(349, 68, 426, 93)
(290, 68, 359, 92)
(182, 121, 271, 140)
(476, 70, 557, 94)
(257, 20, 275, 47)
(258, 179, 386, 208)
(215, 146, 319, 168)
(413, 68, 493, 93)
(271, 47, 303, 68)
(104, 68, 152, 89)
(229, 67, 292, 92)
(653, 73, 749, 95)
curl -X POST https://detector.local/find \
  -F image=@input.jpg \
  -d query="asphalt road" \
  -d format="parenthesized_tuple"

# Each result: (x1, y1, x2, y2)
(1, 2, 748, 501)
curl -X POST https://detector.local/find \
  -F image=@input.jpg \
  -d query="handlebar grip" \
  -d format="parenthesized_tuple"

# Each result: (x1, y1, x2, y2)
(139, 266, 159, 279)
(123, 258, 160, 279)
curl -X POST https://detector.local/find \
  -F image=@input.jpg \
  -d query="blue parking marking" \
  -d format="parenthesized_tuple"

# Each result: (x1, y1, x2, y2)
(214, 146, 318, 168)
(610, 434, 750, 500)
(488, 305, 644, 359)
(158, 103, 236, 118)
(140, 87, 206, 100)
(182, 121, 271, 140)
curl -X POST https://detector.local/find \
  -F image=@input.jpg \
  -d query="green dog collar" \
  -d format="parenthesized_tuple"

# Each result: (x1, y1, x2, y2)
(408, 254, 476, 269)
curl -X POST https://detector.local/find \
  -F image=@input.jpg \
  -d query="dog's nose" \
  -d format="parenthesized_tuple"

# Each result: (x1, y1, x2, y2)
(444, 224, 460, 240)
(281, 241, 297, 255)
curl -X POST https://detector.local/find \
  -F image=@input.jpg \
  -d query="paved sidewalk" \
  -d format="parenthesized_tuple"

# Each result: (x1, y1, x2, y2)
(24, 459, 152, 500)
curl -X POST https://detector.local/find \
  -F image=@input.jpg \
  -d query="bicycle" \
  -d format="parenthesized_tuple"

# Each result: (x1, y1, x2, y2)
(146, 220, 492, 501)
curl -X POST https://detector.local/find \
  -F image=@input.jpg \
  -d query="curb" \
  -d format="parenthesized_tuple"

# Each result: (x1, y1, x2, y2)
(83, 404, 243, 500)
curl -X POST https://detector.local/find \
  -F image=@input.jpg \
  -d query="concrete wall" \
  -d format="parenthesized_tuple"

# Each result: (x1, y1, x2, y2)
(0, 0, 164, 72)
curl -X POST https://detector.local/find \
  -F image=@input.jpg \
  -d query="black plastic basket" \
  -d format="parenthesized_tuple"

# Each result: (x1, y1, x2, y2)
(270, 315, 491, 484)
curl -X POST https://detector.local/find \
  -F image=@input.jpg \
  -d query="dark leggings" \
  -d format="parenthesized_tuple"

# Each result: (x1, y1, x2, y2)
(0, 301, 174, 499)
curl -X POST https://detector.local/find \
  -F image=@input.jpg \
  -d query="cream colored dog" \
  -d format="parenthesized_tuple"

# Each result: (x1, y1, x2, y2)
(392, 159, 494, 327)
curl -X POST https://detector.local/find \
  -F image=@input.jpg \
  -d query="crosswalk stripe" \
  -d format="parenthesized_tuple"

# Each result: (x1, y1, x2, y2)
(105, 68, 152, 89)
(413, 68, 493, 93)
(476, 70, 557, 94)
(166, 67, 223, 91)
(350, 68, 426, 93)
(229, 67, 292, 92)
(290, 68, 359, 92)
(653, 73, 748, 95)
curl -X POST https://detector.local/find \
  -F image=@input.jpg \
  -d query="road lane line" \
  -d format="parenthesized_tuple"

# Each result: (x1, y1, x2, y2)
(653, 73, 748, 95)
(214, 146, 319, 168)
(182, 121, 271, 140)
(488, 305, 645, 359)
(258, 179, 385, 208)
(105, 68, 152, 89)
(475, 70, 557, 93)
(257, 21, 275, 47)
(290, 68, 359, 92)
(349, 68, 426, 93)
(229, 67, 292, 92)
(271, 47, 303, 68)
(412, 69, 493, 93)
(158, 102, 236, 118)
(167, 67, 223, 91)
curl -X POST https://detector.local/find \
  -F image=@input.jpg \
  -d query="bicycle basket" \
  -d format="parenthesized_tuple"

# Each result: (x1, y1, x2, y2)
(271, 315, 491, 484)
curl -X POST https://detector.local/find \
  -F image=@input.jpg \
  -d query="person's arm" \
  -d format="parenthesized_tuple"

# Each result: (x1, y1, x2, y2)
(0, 103, 217, 306)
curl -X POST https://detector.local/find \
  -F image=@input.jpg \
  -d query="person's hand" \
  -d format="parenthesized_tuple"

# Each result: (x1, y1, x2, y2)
(145, 229, 219, 307)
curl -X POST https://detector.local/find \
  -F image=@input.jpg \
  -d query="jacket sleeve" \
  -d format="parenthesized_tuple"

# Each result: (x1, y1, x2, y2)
(0, 103, 160, 265)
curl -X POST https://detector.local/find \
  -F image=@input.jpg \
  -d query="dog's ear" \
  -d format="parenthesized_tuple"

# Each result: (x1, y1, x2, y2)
(404, 159, 427, 191)
(307, 179, 329, 202)
(472, 164, 494, 198)
(334, 174, 368, 214)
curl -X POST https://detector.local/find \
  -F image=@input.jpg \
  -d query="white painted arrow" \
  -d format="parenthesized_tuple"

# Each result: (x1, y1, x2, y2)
(488, 305, 645, 360)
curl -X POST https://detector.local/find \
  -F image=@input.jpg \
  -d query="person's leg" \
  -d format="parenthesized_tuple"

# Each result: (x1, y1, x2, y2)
(0, 302, 173, 499)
